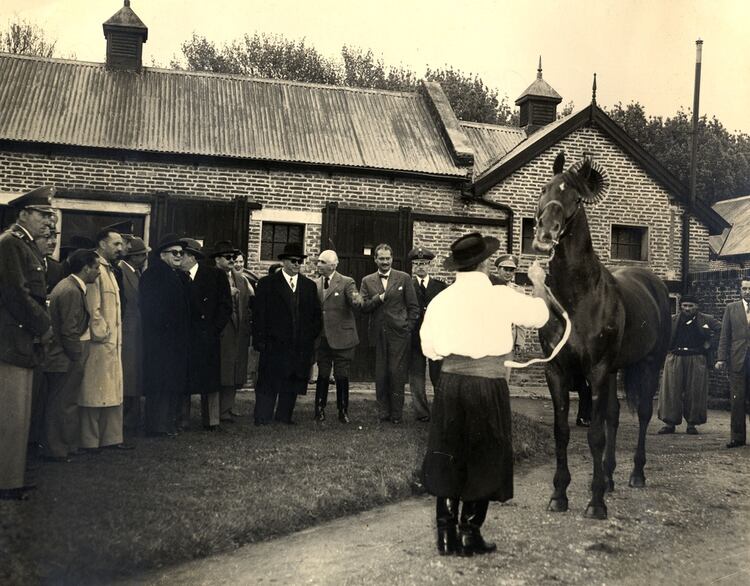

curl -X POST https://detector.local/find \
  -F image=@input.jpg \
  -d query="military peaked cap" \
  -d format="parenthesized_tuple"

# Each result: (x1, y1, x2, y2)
(8, 186, 56, 213)
(407, 246, 436, 261)
(495, 254, 519, 269)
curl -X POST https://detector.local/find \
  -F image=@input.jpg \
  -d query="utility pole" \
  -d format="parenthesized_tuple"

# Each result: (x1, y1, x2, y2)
(683, 39, 703, 294)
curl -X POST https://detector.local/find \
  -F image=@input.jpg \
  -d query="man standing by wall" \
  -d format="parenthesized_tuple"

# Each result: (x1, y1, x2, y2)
(314, 250, 362, 423)
(79, 228, 128, 452)
(657, 295, 721, 435)
(253, 243, 321, 425)
(0, 187, 54, 500)
(360, 243, 419, 424)
(716, 279, 750, 448)
(408, 246, 447, 422)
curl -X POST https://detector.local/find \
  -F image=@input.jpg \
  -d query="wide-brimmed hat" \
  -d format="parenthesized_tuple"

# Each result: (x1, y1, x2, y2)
(443, 232, 500, 271)
(125, 237, 150, 256)
(210, 240, 241, 258)
(494, 254, 519, 269)
(182, 238, 205, 259)
(155, 233, 187, 253)
(278, 242, 307, 260)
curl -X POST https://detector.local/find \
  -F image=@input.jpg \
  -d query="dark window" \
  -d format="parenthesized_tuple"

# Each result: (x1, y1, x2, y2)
(521, 218, 537, 254)
(611, 225, 647, 261)
(261, 222, 303, 260)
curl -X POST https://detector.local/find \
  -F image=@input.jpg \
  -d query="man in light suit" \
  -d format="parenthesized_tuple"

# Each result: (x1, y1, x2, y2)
(716, 279, 750, 448)
(360, 243, 420, 423)
(314, 250, 362, 423)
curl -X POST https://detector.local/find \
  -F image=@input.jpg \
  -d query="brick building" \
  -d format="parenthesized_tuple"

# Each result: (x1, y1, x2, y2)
(0, 2, 728, 381)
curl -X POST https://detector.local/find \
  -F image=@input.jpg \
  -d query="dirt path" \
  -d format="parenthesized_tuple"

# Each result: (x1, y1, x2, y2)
(127, 399, 750, 585)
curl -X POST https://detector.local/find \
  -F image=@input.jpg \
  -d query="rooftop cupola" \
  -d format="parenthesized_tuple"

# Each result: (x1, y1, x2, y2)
(515, 57, 562, 135)
(103, 0, 148, 71)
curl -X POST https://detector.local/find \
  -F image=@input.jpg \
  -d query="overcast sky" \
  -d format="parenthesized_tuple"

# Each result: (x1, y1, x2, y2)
(1, 0, 748, 132)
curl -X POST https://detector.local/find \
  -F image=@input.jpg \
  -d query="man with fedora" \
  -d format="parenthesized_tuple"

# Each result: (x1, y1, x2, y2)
(420, 232, 549, 556)
(408, 246, 447, 422)
(253, 242, 321, 425)
(180, 238, 232, 431)
(140, 234, 191, 436)
(120, 237, 150, 434)
(360, 243, 420, 424)
(212, 241, 253, 423)
(0, 186, 55, 500)
(657, 294, 721, 436)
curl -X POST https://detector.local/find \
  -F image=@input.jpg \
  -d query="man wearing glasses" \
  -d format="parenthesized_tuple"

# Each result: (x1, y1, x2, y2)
(253, 242, 321, 425)
(139, 235, 191, 437)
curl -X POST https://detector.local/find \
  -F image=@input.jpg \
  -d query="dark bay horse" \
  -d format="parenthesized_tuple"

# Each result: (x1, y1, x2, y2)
(533, 152, 671, 520)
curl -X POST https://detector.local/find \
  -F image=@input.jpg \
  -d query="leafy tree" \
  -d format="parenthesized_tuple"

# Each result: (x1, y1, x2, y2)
(1, 18, 57, 57)
(340, 46, 417, 92)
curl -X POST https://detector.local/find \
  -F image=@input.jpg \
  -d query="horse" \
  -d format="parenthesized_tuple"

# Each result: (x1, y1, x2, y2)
(532, 151, 671, 520)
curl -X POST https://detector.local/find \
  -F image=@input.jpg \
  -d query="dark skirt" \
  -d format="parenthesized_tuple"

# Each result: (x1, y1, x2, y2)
(421, 372, 513, 502)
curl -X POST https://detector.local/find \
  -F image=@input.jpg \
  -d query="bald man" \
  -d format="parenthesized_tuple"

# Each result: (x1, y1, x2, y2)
(313, 250, 362, 423)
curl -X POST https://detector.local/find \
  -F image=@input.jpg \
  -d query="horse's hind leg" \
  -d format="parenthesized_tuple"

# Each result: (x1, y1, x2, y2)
(585, 365, 610, 520)
(603, 373, 619, 493)
(629, 363, 657, 488)
(546, 366, 571, 513)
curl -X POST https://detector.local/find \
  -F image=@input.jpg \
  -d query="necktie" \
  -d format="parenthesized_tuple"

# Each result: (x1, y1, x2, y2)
(324, 277, 330, 289)
(419, 279, 426, 293)
(289, 278, 295, 292)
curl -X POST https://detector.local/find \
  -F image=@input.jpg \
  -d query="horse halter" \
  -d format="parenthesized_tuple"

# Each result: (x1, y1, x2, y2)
(535, 192, 583, 251)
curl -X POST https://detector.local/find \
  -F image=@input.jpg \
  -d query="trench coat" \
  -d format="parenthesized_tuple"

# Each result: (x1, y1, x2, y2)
(79, 255, 123, 407)
(219, 268, 253, 388)
(119, 260, 143, 397)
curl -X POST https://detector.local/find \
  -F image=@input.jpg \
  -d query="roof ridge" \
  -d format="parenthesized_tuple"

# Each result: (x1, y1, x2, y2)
(713, 193, 750, 206)
(459, 120, 524, 132)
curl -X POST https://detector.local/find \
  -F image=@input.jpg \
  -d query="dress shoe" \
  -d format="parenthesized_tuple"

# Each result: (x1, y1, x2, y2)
(107, 442, 136, 450)
(686, 425, 699, 435)
(203, 425, 223, 432)
(219, 416, 235, 424)
(227, 410, 242, 418)
(314, 408, 326, 422)
(458, 529, 497, 556)
(726, 440, 746, 449)
(0, 488, 30, 501)
(338, 410, 350, 424)
(657, 425, 675, 435)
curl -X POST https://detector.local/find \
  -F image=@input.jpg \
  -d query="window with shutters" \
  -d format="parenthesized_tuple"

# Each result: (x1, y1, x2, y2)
(610, 225, 648, 261)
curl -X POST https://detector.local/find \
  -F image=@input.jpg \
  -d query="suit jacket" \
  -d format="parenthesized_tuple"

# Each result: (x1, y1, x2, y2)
(45, 257, 66, 294)
(0, 224, 50, 368)
(219, 268, 253, 387)
(315, 271, 360, 350)
(186, 263, 233, 395)
(253, 270, 322, 392)
(411, 275, 447, 349)
(359, 269, 419, 347)
(45, 275, 90, 373)
(119, 260, 143, 397)
(668, 311, 721, 353)
(717, 301, 750, 373)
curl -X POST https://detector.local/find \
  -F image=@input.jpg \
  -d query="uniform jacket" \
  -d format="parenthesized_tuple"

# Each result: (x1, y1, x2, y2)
(0, 224, 50, 368)
(411, 275, 447, 350)
(119, 260, 143, 397)
(668, 311, 721, 353)
(139, 258, 191, 399)
(219, 268, 253, 387)
(253, 270, 322, 392)
(315, 271, 360, 350)
(359, 269, 419, 347)
(45, 275, 90, 373)
(186, 263, 233, 395)
(717, 301, 750, 373)
(79, 255, 123, 407)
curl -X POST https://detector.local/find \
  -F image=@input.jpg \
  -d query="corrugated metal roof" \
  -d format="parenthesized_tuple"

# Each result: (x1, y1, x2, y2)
(459, 122, 525, 177)
(0, 53, 468, 178)
(712, 195, 750, 256)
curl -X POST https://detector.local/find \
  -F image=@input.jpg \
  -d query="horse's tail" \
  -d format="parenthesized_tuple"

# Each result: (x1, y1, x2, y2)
(622, 360, 660, 412)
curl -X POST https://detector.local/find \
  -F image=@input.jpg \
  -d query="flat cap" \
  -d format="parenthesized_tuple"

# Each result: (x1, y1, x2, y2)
(8, 186, 56, 214)
(495, 254, 519, 269)
(407, 246, 435, 261)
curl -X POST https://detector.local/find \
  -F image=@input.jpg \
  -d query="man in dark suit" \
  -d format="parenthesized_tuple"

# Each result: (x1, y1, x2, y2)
(0, 187, 55, 500)
(313, 249, 362, 423)
(408, 246, 447, 422)
(181, 239, 232, 431)
(253, 242, 322, 425)
(360, 243, 420, 424)
(42, 250, 100, 461)
(716, 279, 750, 448)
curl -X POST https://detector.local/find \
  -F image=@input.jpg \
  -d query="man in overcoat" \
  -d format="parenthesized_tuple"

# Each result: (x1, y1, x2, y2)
(0, 187, 55, 500)
(313, 249, 362, 423)
(140, 235, 191, 437)
(360, 243, 420, 423)
(253, 242, 321, 425)
(79, 228, 128, 451)
(212, 241, 253, 423)
(181, 239, 232, 431)
(408, 246, 447, 422)
(716, 279, 750, 448)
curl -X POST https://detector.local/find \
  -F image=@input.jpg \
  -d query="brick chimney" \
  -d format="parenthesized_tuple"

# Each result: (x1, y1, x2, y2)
(515, 57, 562, 135)
(103, 1, 148, 71)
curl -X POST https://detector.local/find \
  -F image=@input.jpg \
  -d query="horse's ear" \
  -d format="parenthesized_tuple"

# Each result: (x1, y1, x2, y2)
(553, 151, 565, 175)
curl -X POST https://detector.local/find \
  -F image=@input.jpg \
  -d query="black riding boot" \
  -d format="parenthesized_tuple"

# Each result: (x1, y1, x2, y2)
(314, 377, 328, 421)
(436, 497, 460, 555)
(458, 500, 496, 556)
(336, 377, 350, 423)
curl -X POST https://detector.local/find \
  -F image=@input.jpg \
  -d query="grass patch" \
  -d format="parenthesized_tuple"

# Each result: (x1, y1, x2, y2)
(1, 393, 553, 584)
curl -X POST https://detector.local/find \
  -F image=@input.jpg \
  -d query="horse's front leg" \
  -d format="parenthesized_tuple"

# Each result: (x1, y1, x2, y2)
(628, 363, 657, 488)
(545, 364, 571, 513)
(603, 373, 619, 493)
(585, 365, 610, 520)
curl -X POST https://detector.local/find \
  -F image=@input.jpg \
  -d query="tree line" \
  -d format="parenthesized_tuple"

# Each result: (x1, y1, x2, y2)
(2, 19, 749, 205)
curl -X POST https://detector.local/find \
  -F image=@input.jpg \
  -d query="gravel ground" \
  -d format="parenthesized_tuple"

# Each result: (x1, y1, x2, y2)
(127, 397, 750, 585)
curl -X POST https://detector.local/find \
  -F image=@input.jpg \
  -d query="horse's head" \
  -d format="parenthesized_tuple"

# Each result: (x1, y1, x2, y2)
(532, 151, 605, 254)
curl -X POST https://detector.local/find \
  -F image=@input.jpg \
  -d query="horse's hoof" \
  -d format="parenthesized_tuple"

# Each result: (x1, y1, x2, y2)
(605, 478, 615, 493)
(547, 498, 569, 513)
(584, 503, 608, 520)
(628, 474, 646, 488)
